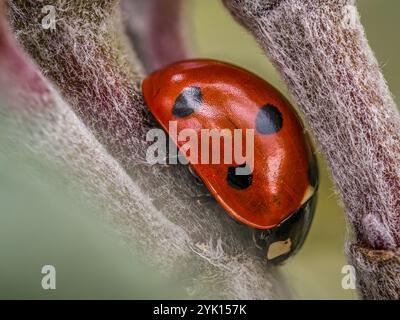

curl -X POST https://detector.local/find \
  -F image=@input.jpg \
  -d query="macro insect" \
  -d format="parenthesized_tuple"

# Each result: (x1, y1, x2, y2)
(143, 59, 318, 263)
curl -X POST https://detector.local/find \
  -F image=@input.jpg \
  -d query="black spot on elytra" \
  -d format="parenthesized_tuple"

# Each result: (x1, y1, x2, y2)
(172, 86, 202, 118)
(308, 156, 319, 189)
(255, 104, 283, 135)
(227, 163, 253, 190)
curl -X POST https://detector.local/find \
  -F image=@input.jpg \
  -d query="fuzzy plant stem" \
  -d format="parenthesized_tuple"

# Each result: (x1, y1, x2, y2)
(121, 0, 188, 72)
(0, 0, 190, 282)
(223, 0, 400, 299)
(6, 0, 289, 299)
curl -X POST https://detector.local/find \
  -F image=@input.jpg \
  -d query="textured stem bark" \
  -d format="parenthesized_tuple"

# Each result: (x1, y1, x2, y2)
(222, 0, 400, 299)
(5, 0, 288, 299)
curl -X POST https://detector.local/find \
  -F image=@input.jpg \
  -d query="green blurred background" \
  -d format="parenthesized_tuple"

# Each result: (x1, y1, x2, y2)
(0, 0, 398, 299)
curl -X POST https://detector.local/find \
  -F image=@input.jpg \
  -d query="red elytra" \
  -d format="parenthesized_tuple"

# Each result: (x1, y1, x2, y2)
(142, 59, 317, 230)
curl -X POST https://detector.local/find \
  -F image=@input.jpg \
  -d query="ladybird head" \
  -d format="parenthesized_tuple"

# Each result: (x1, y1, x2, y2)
(254, 155, 319, 264)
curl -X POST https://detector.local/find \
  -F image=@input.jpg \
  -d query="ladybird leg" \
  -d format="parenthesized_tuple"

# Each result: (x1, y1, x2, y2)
(253, 193, 318, 264)
(188, 164, 204, 186)
(252, 232, 265, 250)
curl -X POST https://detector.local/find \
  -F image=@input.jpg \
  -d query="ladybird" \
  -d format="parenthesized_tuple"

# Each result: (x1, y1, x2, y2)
(143, 59, 318, 263)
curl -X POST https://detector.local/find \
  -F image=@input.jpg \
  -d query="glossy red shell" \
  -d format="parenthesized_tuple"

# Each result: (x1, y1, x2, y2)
(143, 59, 316, 230)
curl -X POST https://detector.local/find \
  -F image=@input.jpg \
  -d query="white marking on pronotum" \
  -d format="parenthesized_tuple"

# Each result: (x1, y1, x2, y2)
(267, 238, 292, 260)
(301, 185, 315, 205)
